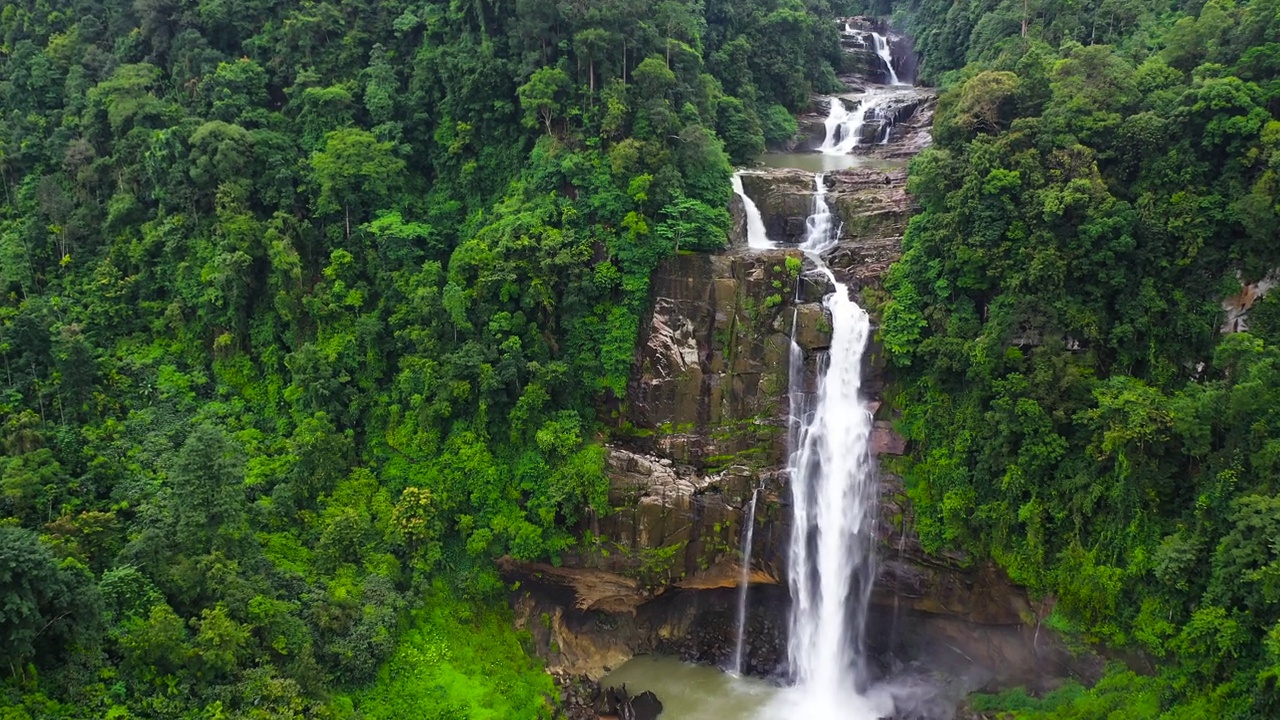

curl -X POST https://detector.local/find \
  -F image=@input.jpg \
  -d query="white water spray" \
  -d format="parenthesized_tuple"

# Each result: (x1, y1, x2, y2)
(731, 485, 762, 676)
(819, 93, 894, 155)
(732, 171, 775, 249)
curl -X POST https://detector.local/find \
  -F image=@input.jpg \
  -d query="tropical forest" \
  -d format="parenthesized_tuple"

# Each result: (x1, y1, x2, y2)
(0, 0, 1278, 718)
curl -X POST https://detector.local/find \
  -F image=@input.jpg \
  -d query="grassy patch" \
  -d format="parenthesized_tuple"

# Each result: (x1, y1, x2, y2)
(343, 588, 555, 720)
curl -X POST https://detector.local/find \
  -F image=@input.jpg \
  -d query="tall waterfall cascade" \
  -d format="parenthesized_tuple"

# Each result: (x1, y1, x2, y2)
(841, 21, 906, 87)
(727, 16, 925, 720)
(758, 174, 886, 719)
(871, 32, 904, 86)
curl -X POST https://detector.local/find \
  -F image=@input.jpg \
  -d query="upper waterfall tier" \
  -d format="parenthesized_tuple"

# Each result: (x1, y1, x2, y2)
(838, 16, 916, 87)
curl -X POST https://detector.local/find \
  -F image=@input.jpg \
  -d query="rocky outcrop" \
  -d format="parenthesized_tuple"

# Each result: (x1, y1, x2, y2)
(554, 673, 665, 720)
(1222, 269, 1280, 333)
(878, 93, 937, 157)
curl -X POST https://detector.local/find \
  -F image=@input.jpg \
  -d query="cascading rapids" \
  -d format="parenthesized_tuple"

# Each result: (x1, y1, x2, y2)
(756, 174, 890, 720)
(819, 92, 895, 156)
(821, 23, 908, 155)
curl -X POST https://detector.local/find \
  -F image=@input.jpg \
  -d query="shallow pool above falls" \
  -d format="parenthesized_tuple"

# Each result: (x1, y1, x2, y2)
(754, 152, 906, 174)
(601, 656, 903, 720)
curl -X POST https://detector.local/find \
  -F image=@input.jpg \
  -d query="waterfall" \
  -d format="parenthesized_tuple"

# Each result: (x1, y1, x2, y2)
(871, 32, 904, 86)
(765, 173, 884, 719)
(731, 485, 762, 676)
(819, 93, 894, 156)
(879, 105, 895, 145)
(817, 98, 851, 154)
(732, 171, 774, 249)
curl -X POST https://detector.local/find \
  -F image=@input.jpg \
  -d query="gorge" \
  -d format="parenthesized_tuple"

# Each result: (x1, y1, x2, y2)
(505, 16, 1084, 720)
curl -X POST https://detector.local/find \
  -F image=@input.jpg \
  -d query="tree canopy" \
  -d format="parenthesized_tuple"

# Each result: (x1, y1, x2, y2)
(0, 0, 840, 716)
(859, 0, 1280, 715)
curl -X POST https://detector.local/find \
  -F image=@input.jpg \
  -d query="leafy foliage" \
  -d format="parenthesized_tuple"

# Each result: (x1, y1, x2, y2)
(873, 0, 1280, 715)
(0, 0, 838, 715)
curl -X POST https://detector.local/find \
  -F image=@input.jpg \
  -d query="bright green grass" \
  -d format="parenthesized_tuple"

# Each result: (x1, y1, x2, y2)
(345, 590, 556, 720)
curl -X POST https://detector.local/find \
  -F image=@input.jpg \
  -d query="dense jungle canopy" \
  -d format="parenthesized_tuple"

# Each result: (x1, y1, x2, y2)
(3, 0, 1280, 717)
(871, 0, 1280, 716)
(0, 0, 840, 716)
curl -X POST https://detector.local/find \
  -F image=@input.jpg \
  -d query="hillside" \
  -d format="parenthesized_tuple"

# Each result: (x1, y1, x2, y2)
(0, 0, 844, 716)
(872, 0, 1280, 716)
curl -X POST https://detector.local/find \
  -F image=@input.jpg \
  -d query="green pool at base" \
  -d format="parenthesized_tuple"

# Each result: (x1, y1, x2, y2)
(600, 655, 903, 720)
(601, 655, 779, 719)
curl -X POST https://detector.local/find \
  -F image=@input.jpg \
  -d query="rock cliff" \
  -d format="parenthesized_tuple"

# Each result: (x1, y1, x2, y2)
(506, 166, 1089, 693)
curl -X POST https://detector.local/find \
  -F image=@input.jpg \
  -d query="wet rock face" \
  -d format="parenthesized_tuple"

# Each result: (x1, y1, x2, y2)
(567, 448, 786, 593)
(736, 168, 909, 293)
(510, 580, 789, 680)
(620, 249, 822, 469)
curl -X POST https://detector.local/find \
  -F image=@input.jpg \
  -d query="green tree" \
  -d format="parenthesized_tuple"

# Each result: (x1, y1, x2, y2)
(309, 128, 405, 239)
(0, 526, 99, 669)
(169, 424, 249, 555)
(517, 66, 571, 135)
